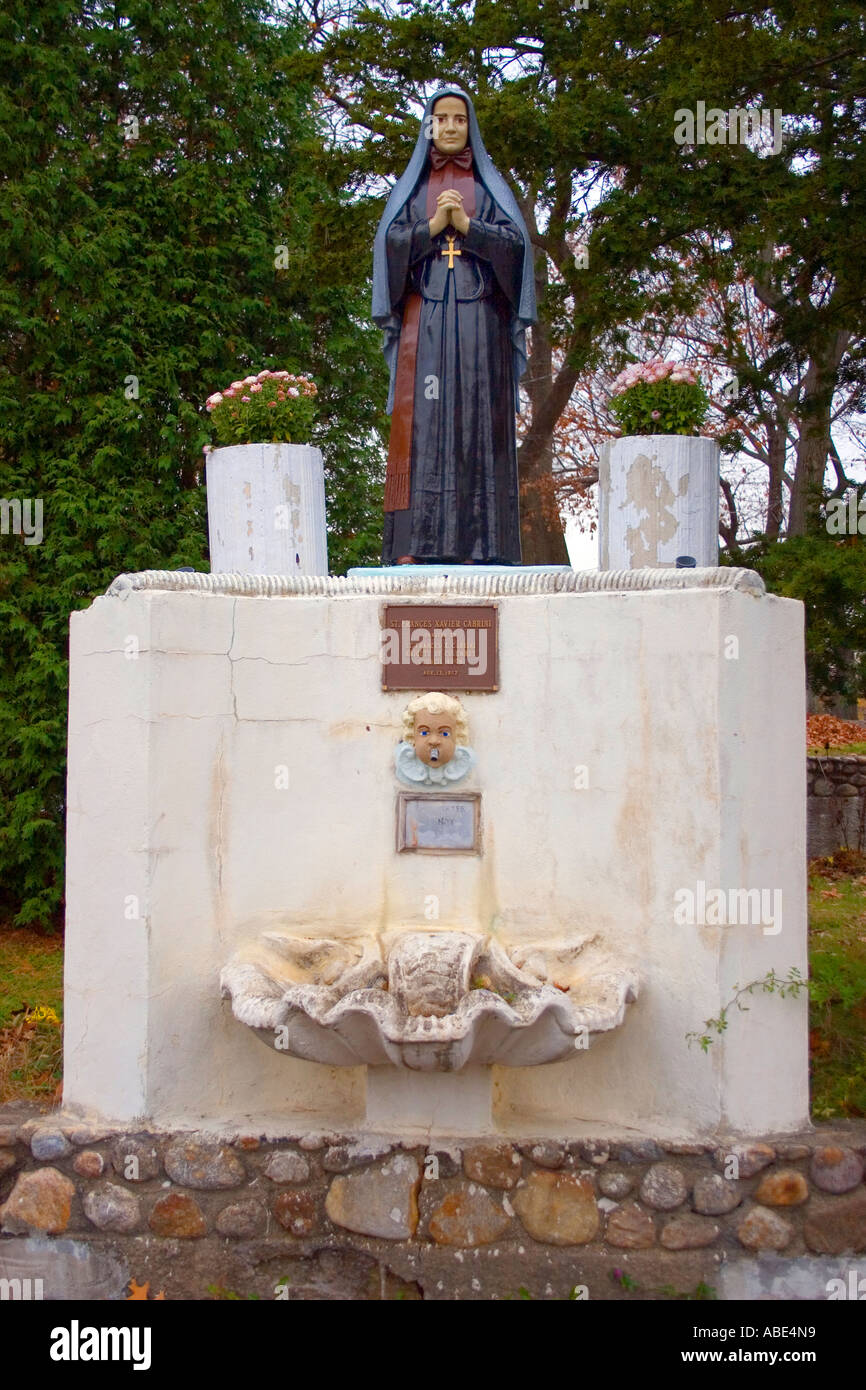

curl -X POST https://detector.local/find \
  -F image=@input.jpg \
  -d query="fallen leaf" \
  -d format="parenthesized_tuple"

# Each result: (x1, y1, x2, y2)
(807, 714, 866, 750)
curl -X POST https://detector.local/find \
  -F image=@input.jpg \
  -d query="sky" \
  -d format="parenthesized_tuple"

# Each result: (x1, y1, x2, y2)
(565, 507, 599, 570)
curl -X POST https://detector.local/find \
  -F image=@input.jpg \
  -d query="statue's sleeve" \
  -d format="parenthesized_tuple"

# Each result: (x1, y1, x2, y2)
(462, 202, 525, 311)
(385, 199, 433, 309)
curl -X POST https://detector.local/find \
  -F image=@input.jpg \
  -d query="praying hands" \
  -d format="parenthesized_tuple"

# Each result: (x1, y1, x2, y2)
(429, 189, 470, 238)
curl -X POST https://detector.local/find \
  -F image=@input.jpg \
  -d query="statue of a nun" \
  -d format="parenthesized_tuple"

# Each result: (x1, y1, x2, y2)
(372, 86, 537, 565)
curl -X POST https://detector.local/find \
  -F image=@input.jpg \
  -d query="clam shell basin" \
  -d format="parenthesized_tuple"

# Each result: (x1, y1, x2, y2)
(220, 931, 638, 1072)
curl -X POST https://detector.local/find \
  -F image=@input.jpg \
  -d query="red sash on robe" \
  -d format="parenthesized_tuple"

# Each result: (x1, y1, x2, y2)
(383, 292, 421, 512)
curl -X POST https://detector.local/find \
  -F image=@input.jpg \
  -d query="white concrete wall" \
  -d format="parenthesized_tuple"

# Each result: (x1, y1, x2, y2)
(64, 583, 808, 1136)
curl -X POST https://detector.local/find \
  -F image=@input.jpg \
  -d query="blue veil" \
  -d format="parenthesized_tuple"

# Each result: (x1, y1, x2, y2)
(371, 84, 537, 413)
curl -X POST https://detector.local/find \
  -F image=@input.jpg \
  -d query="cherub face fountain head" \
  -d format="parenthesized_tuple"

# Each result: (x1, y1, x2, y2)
(402, 692, 468, 767)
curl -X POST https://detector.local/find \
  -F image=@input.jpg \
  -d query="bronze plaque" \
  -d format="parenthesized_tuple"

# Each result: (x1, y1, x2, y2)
(381, 604, 498, 691)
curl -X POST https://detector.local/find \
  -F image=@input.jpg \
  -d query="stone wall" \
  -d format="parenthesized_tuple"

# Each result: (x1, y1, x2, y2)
(807, 755, 866, 858)
(2, 1108, 865, 1301)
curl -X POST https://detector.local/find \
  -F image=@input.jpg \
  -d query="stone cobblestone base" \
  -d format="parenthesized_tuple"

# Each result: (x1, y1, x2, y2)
(2, 1107, 865, 1301)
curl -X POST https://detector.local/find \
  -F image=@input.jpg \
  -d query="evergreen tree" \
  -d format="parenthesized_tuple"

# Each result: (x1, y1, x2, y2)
(733, 528, 866, 700)
(0, 0, 386, 927)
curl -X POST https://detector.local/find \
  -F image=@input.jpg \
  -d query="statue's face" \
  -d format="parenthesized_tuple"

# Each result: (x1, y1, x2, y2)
(432, 96, 468, 155)
(412, 710, 457, 766)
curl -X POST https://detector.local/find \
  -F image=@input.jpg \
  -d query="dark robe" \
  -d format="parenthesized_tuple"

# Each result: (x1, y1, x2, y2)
(382, 175, 525, 565)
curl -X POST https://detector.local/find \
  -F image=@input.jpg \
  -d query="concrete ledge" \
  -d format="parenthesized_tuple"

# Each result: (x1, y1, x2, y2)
(104, 566, 766, 600)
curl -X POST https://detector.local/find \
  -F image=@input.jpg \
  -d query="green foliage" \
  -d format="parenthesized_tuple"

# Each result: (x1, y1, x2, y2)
(0, 936, 63, 1030)
(685, 852, 866, 1118)
(732, 532, 866, 700)
(0, 0, 387, 927)
(686, 968, 807, 1052)
(808, 741, 866, 756)
(808, 858, 866, 1119)
(609, 380, 709, 437)
(0, 930, 64, 1101)
(610, 1268, 715, 1299)
(208, 371, 318, 446)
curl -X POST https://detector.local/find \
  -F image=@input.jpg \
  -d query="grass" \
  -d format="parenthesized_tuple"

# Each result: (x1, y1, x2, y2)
(808, 742, 866, 757)
(0, 929, 64, 1106)
(807, 850, 866, 1119)
(1, 853, 865, 1117)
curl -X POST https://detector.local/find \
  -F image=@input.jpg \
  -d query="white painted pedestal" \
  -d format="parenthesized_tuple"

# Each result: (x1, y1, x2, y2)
(64, 569, 808, 1139)
(599, 434, 720, 569)
(206, 442, 328, 575)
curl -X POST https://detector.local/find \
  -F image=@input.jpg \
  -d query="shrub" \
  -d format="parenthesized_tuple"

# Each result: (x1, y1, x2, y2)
(609, 359, 709, 436)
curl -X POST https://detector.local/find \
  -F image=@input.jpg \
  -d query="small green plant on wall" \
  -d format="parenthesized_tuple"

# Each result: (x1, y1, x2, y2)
(685, 967, 807, 1051)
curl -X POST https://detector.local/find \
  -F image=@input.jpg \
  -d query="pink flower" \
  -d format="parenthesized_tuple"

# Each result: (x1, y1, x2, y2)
(257, 370, 271, 381)
(250, 383, 262, 393)
(651, 409, 661, 419)
(230, 380, 244, 390)
(243, 375, 257, 386)
(288, 386, 299, 397)
(205, 392, 223, 408)
(241, 395, 251, 403)
(267, 400, 277, 407)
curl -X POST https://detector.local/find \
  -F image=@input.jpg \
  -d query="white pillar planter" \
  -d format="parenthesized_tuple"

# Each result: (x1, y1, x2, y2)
(206, 442, 328, 576)
(598, 434, 719, 570)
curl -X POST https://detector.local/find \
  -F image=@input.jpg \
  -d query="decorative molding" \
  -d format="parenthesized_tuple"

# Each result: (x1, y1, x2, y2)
(106, 566, 766, 600)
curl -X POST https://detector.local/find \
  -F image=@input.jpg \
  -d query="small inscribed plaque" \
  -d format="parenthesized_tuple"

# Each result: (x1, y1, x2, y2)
(397, 792, 481, 855)
(381, 605, 498, 691)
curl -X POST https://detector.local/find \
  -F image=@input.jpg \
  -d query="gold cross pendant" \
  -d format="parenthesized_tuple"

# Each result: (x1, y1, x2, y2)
(441, 235, 462, 270)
